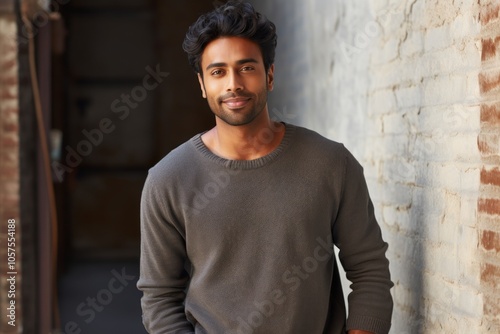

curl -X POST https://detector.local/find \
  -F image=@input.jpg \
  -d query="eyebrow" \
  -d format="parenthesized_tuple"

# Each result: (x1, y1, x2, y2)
(205, 58, 259, 71)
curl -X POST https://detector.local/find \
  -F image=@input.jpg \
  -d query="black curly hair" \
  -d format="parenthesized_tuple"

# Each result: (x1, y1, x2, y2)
(182, 1, 277, 75)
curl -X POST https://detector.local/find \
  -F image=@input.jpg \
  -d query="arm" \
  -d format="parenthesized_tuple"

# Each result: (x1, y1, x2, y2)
(137, 173, 194, 333)
(333, 149, 393, 334)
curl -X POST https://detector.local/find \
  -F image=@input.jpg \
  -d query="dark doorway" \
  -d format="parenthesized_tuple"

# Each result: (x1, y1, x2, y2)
(56, 1, 214, 332)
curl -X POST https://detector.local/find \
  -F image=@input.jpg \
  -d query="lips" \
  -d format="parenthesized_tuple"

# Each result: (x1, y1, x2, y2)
(222, 97, 251, 109)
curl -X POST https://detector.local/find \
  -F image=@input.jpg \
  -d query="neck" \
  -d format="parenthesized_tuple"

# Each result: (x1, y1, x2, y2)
(202, 109, 285, 160)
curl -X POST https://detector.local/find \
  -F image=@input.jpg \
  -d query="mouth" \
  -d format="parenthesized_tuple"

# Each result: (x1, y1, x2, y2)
(221, 97, 251, 109)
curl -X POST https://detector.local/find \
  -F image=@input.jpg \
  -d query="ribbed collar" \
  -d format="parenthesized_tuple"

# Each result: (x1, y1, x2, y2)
(191, 122, 296, 170)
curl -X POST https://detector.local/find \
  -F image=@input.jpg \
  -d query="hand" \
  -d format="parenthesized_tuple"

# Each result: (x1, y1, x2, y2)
(348, 330, 374, 334)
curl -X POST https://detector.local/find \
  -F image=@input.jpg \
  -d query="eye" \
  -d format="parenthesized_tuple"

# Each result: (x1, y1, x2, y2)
(211, 69, 224, 76)
(241, 66, 255, 72)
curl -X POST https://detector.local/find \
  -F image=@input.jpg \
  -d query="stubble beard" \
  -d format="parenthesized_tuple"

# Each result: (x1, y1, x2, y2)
(208, 86, 269, 127)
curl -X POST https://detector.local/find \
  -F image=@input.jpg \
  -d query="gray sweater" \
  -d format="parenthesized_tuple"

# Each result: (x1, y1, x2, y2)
(137, 123, 393, 334)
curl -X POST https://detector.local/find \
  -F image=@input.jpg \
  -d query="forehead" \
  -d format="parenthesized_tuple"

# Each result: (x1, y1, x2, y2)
(201, 37, 263, 68)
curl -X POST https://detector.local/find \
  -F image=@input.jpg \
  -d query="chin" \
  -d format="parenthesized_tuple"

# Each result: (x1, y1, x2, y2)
(214, 110, 261, 127)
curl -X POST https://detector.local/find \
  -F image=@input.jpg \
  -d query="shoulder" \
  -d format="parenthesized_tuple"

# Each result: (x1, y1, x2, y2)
(288, 123, 355, 165)
(147, 136, 199, 184)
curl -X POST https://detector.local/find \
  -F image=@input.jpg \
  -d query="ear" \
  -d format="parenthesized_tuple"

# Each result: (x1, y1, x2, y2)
(197, 73, 207, 98)
(267, 64, 274, 92)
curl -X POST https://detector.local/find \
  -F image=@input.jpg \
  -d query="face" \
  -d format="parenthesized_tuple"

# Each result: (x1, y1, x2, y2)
(197, 36, 274, 126)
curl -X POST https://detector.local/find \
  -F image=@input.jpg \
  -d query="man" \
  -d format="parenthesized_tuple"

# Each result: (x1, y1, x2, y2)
(137, 1, 393, 333)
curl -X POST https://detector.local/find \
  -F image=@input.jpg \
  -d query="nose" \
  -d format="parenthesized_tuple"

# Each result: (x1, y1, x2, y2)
(226, 70, 243, 92)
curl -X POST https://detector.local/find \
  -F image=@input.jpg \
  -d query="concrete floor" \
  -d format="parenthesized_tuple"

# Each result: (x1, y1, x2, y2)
(58, 260, 147, 334)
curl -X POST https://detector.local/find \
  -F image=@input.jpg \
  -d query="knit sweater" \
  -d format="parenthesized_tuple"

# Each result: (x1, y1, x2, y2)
(137, 123, 393, 334)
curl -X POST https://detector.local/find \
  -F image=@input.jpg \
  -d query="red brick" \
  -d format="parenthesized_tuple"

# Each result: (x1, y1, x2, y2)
(0, 179, 19, 194)
(0, 76, 17, 86)
(481, 103, 500, 126)
(0, 166, 19, 180)
(479, 71, 500, 95)
(1, 213, 19, 223)
(0, 151, 18, 166)
(482, 230, 500, 252)
(1, 195, 19, 210)
(2, 121, 18, 133)
(481, 1, 500, 26)
(0, 88, 16, 100)
(481, 167, 500, 186)
(0, 222, 8, 235)
(1, 135, 18, 148)
(482, 37, 500, 62)
(481, 263, 500, 288)
(0, 106, 19, 117)
(477, 133, 499, 155)
(478, 198, 500, 215)
(0, 58, 17, 71)
(484, 292, 500, 319)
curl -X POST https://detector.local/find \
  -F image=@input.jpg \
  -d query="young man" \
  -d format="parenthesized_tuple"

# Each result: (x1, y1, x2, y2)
(137, 1, 393, 333)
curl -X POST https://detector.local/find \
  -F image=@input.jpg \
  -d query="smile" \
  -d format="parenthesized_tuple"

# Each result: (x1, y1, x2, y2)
(222, 97, 251, 109)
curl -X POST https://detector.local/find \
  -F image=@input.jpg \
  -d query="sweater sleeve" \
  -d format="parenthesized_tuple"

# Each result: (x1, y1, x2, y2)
(332, 149, 394, 334)
(137, 172, 194, 334)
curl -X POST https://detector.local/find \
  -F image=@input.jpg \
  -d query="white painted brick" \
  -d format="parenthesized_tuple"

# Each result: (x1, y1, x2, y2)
(371, 58, 423, 88)
(425, 259, 460, 292)
(381, 182, 414, 206)
(422, 74, 469, 106)
(394, 85, 423, 109)
(417, 104, 480, 135)
(466, 70, 482, 100)
(456, 317, 482, 334)
(455, 287, 483, 318)
(382, 204, 411, 228)
(424, 24, 453, 52)
(368, 89, 397, 115)
(416, 163, 480, 194)
(366, 117, 385, 137)
(254, 0, 486, 332)
(381, 157, 417, 185)
(419, 43, 481, 79)
(449, 11, 481, 41)
(378, 4, 406, 37)
(412, 131, 479, 163)
(410, 186, 446, 218)
(457, 230, 481, 289)
(380, 135, 412, 159)
(400, 29, 424, 58)
(392, 282, 414, 310)
(459, 166, 481, 193)
(460, 196, 478, 228)
(408, 0, 426, 29)
(371, 37, 400, 66)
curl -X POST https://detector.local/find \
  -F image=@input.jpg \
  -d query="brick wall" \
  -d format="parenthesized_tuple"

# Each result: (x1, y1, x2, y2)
(0, 10, 22, 334)
(479, 0, 500, 332)
(252, 0, 499, 332)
